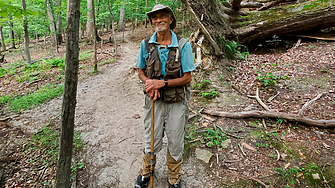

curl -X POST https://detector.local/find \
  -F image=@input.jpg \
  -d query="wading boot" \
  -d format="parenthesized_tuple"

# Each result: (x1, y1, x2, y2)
(134, 174, 150, 188)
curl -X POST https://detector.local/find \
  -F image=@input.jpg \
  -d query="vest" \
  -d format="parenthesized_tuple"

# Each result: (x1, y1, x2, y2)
(144, 36, 188, 103)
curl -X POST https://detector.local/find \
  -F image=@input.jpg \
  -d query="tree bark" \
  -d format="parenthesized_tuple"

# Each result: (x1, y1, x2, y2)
(55, 0, 80, 186)
(8, 16, 15, 49)
(0, 26, 6, 52)
(86, 0, 94, 42)
(56, 0, 63, 44)
(202, 110, 335, 128)
(117, 3, 125, 32)
(22, 0, 32, 64)
(107, 0, 117, 55)
(47, 0, 57, 49)
(93, 0, 97, 72)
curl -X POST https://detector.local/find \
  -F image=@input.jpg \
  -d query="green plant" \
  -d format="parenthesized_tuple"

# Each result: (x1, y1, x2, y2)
(216, 37, 249, 59)
(8, 84, 64, 112)
(79, 50, 93, 61)
(192, 79, 212, 90)
(275, 167, 303, 187)
(201, 89, 218, 100)
(256, 72, 280, 87)
(202, 128, 227, 147)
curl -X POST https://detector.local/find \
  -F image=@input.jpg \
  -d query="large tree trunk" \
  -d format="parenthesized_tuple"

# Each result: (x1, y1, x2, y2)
(56, 0, 63, 44)
(55, 0, 80, 186)
(8, 16, 15, 49)
(107, 0, 117, 55)
(117, 3, 125, 32)
(22, 0, 32, 64)
(0, 26, 6, 52)
(181, 0, 335, 50)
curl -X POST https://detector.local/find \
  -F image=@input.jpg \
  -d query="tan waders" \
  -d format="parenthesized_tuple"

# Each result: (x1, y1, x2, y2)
(140, 149, 182, 185)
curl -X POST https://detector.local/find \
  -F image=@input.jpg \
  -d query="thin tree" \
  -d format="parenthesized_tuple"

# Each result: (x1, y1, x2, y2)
(56, 0, 63, 44)
(0, 25, 6, 52)
(107, 0, 117, 56)
(117, 2, 125, 32)
(46, 0, 58, 52)
(8, 15, 15, 49)
(86, 0, 94, 42)
(21, 0, 32, 64)
(55, 0, 80, 186)
(92, 0, 98, 72)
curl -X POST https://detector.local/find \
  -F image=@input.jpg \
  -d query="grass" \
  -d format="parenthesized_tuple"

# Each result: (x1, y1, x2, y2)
(3, 84, 64, 113)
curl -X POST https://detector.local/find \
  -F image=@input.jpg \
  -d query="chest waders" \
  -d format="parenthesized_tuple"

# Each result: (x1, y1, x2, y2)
(145, 37, 188, 188)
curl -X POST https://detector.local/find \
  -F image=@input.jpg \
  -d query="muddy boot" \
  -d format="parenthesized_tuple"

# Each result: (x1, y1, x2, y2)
(166, 149, 182, 187)
(134, 174, 150, 188)
(135, 153, 156, 188)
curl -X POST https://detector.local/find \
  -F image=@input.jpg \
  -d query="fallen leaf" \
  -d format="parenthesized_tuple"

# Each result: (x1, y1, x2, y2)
(241, 142, 256, 151)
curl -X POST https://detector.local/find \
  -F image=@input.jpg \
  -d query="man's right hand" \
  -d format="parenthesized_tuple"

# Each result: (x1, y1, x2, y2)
(148, 89, 160, 101)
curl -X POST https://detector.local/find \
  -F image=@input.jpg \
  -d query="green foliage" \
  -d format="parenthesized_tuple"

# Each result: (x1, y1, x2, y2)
(201, 89, 218, 100)
(275, 167, 304, 187)
(30, 125, 84, 163)
(256, 72, 290, 88)
(216, 37, 249, 59)
(9, 84, 64, 112)
(43, 57, 65, 69)
(202, 128, 227, 147)
(192, 79, 212, 90)
(99, 58, 115, 65)
(79, 50, 93, 61)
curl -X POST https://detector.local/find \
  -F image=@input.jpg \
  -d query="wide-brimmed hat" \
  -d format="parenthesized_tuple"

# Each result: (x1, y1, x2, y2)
(146, 4, 176, 30)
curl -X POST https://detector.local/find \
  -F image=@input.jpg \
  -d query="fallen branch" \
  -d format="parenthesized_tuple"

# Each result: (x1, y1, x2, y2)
(247, 87, 271, 111)
(202, 110, 335, 128)
(257, 0, 285, 11)
(275, 149, 280, 161)
(248, 177, 270, 188)
(215, 125, 244, 139)
(0, 157, 17, 162)
(237, 143, 246, 156)
(299, 93, 323, 116)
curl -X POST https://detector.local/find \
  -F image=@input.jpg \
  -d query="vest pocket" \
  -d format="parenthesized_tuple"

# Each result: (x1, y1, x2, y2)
(162, 87, 185, 103)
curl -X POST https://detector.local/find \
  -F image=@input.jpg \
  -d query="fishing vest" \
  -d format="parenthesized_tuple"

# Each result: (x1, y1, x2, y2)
(144, 36, 188, 103)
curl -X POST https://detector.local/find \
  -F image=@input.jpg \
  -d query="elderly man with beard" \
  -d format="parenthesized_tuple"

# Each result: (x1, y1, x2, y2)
(134, 4, 195, 188)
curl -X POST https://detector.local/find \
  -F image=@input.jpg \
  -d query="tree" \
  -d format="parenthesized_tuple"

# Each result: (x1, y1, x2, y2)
(8, 15, 15, 49)
(181, 0, 335, 50)
(107, 0, 117, 55)
(55, 0, 80, 186)
(86, 0, 94, 42)
(56, 0, 63, 44)
(117, 2, 125, 32)
(0, 25, 6, 52)
(47, 0, 58, 51)
(21, 0, 32, 64)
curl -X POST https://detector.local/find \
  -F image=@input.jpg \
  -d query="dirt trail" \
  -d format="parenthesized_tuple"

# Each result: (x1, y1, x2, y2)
(9, 31, 209, 187)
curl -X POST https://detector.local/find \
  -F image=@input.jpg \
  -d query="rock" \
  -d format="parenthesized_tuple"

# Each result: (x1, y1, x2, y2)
(221, 139, 231, 149)
(195, 148, 213, 164)
(312, 173, 320, 180)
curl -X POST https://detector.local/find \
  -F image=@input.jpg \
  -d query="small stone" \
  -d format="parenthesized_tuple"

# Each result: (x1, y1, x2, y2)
(195, 148, 213, 164)
(312, 173, 320, 180)
(221, 139, 231, 149)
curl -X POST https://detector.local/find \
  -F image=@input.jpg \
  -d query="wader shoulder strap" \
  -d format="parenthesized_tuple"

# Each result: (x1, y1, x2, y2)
(175, 38, 188, 62)
(144, 37, 156, 57)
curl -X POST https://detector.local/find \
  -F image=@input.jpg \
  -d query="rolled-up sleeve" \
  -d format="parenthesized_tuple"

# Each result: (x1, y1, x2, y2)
(181, 42, 195, 73)
(136, 40, 148, 69)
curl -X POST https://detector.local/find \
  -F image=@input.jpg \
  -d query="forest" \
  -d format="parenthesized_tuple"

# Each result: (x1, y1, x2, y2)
(1, 0, 335, 187)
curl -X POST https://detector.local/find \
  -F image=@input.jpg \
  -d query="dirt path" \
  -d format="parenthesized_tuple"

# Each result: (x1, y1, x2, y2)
(8, 31, 210, 187)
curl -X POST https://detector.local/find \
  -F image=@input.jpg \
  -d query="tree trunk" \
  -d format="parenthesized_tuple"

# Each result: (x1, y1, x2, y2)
(145, 0, 148, 28)
(92, 0, 97, 72)
(86, 0, 94, 42)
(55, 0, 80, 186)
(22, 0, 32, 64)
(8, 16, 15, 49)
(107, 0, 117, 55)
(47, 0, 57, 49)
(117, 3, 125, 32)
(56, 0, 63, 44)
(0, 26, 6, 52)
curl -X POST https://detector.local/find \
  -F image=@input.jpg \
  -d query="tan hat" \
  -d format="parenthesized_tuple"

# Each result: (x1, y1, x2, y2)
(146, 4, 176, 30)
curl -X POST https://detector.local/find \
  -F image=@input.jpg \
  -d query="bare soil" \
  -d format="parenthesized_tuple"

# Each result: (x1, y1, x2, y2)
(1, 25, 335, 188)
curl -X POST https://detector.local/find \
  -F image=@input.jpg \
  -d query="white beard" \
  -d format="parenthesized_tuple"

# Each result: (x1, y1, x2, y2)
(154, 22, 168, 32)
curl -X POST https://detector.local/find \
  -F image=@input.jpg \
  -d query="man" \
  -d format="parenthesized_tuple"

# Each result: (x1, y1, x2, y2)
(134, 4, 195, 188)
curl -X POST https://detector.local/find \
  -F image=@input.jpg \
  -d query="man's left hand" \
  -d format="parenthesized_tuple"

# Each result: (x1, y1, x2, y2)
(145, 79, 164, 93)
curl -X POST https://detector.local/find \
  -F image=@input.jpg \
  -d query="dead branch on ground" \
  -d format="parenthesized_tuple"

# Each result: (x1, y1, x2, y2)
(248, 177, 270, 188)
(299, 93, 323, 116)
(247, 87, 271, 111)
(202, 110, 335, 128)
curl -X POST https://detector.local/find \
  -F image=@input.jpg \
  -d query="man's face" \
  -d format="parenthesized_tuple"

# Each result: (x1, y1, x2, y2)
(151, 11, 173, 32)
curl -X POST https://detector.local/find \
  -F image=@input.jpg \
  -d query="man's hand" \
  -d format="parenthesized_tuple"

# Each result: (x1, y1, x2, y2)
(145, 79, 164, 93)
(147, 89, 161, 101)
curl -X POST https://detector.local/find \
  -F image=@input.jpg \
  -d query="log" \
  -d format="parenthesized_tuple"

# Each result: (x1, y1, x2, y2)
(238, 5, 335, 45)
(202, 110, 335, 128)
(240, 1, 264, 8)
